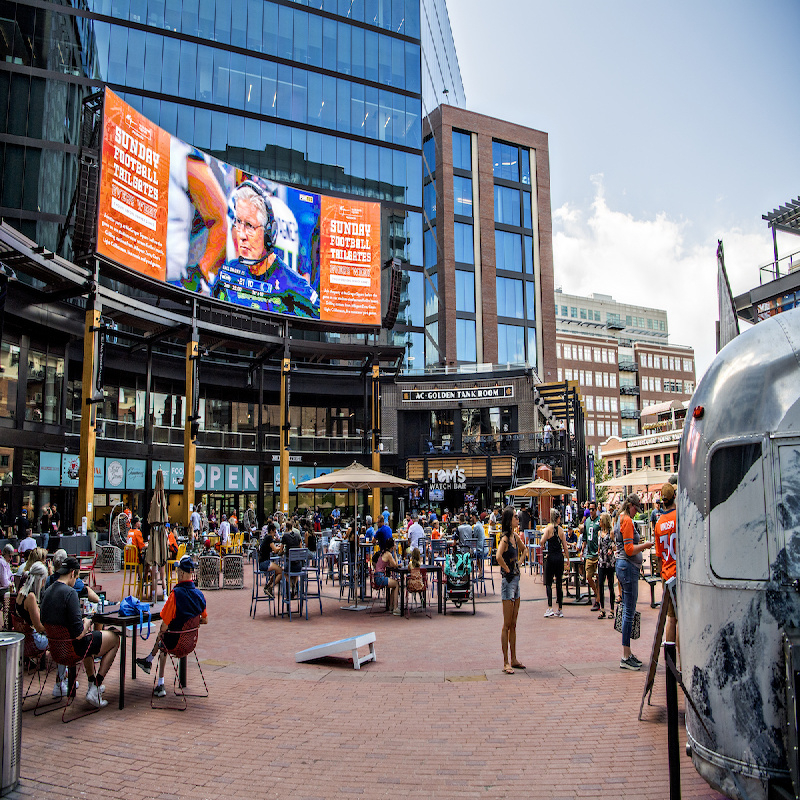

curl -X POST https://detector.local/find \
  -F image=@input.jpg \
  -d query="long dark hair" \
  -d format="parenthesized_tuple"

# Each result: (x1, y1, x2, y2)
(501, 505, 516, 537)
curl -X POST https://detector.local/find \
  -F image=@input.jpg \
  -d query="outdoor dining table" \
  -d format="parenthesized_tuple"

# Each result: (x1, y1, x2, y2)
(387, 564, 443, 616)
(563, 557, 590, 604)
(92, 603, 189, 709)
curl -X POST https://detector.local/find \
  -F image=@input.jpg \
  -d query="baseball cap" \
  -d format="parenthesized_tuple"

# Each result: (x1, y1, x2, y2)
(55, 556, 80, 575)
(660, 482, 676, 503)
(178, 556, 195, 573)
(626, 493, 641, 508)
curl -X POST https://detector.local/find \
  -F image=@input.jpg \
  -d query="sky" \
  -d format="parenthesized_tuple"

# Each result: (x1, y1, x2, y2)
(447, 0, 800, 379)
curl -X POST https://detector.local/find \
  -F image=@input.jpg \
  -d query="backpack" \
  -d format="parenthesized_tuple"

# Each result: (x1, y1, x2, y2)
(118, 595, 151, 640)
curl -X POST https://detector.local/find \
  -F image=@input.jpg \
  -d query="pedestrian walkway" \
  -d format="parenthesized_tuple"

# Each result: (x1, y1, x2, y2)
(11, 566, 724, 799)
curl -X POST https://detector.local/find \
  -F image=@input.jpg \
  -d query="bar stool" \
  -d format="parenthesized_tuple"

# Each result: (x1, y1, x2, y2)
(121, 545, 140, 597)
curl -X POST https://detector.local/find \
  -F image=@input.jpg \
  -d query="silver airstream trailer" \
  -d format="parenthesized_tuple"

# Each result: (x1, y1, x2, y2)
(678, 306, 800, 800)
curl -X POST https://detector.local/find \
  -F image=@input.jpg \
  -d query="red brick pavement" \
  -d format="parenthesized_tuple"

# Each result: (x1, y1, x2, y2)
(9, 564, 725, 799)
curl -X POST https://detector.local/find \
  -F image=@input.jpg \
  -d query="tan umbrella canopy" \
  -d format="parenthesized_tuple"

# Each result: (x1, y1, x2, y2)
(297, 461, 416, 490)
(599, 468, 676, 488)
(507, 477, 576, 497)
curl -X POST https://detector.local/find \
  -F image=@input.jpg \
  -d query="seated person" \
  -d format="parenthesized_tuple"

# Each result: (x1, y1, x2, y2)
(406, 547, 426, 603)
(0, 543, 13, 600)
(372, 539, 400, 615)
(258, 522, 283, 598)
(565, 526, 579, 549)
(39, 556, 120, 708)
(454, 514, 472, 547)
(135, 556, 207, 698)
(303, 520, 317, 555)
(430, 520, 441, 540)
(364, 516, 375, 541)
(127, 516, 147, 561)
(281, 523, 304, 597)
(17, 524, 37, 557)
(46, 550, 101, 604)
(167, 525, 179, 560)
(374, 520, 393, 551)
(17, 547, 50, 578)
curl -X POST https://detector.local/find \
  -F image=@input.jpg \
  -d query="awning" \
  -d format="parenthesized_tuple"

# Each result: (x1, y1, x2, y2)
(640, 400, 683, 418)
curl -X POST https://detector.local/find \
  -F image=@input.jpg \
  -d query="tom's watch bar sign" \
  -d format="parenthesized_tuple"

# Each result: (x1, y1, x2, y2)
(402, 385, 514, 403)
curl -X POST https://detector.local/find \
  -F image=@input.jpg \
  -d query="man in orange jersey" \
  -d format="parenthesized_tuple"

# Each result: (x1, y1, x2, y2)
(654, 482, 677, 643)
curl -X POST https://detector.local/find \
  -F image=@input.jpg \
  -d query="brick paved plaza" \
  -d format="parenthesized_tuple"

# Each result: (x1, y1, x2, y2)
(11, 567, 725, 800)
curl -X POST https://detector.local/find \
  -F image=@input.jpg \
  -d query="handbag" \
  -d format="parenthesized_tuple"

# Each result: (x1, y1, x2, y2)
(118, 595, 151, 640)
(614, 603, 641, 640)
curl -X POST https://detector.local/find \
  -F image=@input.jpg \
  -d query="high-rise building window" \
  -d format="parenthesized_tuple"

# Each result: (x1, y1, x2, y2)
(425, 321, 439, 367)
(453, 175, 473, 217)
(423, 135, 436, 174)
(0, 343, 19, 420)
(452, 130, 471, 170)
(456, 319, 477, 363)
(520, 148, 531, 185)
(453, 222, 474, 264)
(399, 270, 424, 327)
(495, 231, 523, 272)
(525, 282, 536, 321)
(455, 270, 475, 313)
(561, 305, 568, 316)
(522, 191, 532, 228)
(498, 324, 524, 365)
(527, 327, 537, 370)
(494, 185, 521, 226)
(424, 181, 437, 220)
(524, 235, 534, 274)
(492, 141, 519, 181)
(425, 271, 438, 318)
(424, 227, 437, 268)
(496, 277, 524, 319)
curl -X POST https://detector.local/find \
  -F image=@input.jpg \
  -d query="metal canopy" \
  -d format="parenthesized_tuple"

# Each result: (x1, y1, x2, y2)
(536, 380, 583, 421)
(763, 196, 800, 236)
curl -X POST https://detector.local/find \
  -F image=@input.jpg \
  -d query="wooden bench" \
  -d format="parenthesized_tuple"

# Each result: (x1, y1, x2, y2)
(295, 632, 376, 670)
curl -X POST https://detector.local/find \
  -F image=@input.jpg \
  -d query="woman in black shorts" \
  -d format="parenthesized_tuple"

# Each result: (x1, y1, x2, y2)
(496, 506, 527, 674)
(540, 508, 569, 618)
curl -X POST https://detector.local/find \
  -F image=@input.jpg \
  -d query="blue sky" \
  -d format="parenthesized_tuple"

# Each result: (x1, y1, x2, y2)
(447, 0, 800, 376)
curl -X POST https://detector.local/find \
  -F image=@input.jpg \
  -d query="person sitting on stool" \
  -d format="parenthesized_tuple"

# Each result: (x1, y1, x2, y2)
(135, 555, 207, 697)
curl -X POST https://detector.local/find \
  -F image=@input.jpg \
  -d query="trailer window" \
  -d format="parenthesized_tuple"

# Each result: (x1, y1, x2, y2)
(708, 442, 769, 582)
(777, 443, 800, 581)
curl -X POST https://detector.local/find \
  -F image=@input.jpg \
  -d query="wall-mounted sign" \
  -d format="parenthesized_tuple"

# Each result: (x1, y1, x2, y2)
(428, 465, 466, 491)
(402, 386, 514, 403)
(38, 452, 61, 487)
(106, 458, 126, 489)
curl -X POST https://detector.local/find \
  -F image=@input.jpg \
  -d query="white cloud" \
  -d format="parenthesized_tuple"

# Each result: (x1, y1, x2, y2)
(552, 178, 775, 381)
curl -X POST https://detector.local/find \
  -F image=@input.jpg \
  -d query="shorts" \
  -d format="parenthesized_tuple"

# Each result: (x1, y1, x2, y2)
(33, 631, 48, 651)
(585, 558, 598, 583)
(374, 573, 389, 588)
(74, 630, 103, 658)
(501, 573, 520, 601)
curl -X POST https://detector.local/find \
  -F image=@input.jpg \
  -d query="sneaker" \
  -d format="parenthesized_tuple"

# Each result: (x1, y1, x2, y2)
(620, 656, 641, 671)
(543, 608, 554, 618)
(392, 609, 401, 616)
(52, 679, 74, 698)
(555, 609, 564, 617)
(86, 684, 108, 708)
(264, 587, 274, 598)
(135, 657, 152, 675)
(153, 684, 167, 698)
(590, 603, 600, 611)
(629, 654, 643, 667)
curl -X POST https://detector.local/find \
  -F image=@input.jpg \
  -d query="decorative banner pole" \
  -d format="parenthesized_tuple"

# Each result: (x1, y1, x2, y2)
(183, 335, 199, 527)
(371, 363, 381, 523)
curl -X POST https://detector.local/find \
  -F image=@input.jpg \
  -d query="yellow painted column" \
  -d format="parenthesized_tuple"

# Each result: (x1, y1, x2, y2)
(76, 308, 100, 530)
(371, 363, 381, 522)
(183, 339, 198, 527)
(279, 356, 290, 514)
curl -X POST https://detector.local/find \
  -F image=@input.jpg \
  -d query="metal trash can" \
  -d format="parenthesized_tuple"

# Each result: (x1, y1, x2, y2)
(0, 632, 24, 797)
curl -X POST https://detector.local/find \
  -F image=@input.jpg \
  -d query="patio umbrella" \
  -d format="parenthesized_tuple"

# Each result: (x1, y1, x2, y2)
(298, 462, 416, 610)
(598, 468, 676, 489)
(506, 477, 576, 497)
(145, 468, 169, 602)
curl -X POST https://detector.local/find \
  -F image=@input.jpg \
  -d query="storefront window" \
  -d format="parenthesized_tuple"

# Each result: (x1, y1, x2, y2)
(21, 448, 38, 485)
(151, 391, 185, 428)
(0, 342, 19, 419)
(25, 350, 63, 423)
(0, 447, 12, 485)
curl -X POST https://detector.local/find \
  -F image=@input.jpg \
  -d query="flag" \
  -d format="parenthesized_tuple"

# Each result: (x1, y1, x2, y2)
(717, 239, 739, 352)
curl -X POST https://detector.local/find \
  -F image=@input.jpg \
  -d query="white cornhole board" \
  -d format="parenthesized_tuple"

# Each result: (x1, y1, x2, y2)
(295, 632, 376, 670)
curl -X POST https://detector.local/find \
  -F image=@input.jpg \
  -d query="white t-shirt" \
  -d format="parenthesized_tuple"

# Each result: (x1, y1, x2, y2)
(18, 536, 36, 554)
(190, 511, 201, 531)
(219, 521, 230, 544)
(408, 522, 424, 549)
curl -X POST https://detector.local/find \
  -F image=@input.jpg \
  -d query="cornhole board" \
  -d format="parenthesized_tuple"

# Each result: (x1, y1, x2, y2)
(295, 632, 376, 670)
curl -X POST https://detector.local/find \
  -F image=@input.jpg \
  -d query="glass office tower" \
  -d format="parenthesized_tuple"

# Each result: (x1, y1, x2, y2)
(0, 0, 463, 363)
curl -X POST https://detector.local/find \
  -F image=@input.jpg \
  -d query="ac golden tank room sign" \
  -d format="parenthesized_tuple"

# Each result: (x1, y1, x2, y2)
(402, 385, 514, 402)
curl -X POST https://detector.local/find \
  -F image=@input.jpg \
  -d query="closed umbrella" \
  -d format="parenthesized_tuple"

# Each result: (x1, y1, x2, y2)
(145, 468, 169, 602)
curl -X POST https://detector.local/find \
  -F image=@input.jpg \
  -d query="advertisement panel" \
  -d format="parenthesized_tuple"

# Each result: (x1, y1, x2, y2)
(97, 88, 381, 325)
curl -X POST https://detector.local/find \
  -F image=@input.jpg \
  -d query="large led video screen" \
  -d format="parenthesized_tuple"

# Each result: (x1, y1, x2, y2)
(96, 88, 381, 325)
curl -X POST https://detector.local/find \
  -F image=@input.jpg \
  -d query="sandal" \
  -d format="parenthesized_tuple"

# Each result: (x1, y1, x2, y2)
(510, 662, 526, 670)
(598, 611, 606, 619)
(503, 665, 515, 674)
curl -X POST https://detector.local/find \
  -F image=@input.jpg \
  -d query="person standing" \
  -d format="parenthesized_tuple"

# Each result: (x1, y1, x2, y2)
(543, 421, 553, 450)
(654, 483, 678, 644)
(190, 506, 201, 543)
(596, 512, 616, 619)
(580, 502, 601, 611)
(15, 508, 32, 543)
(496, 506, 526, 674)
(615, 493, 654, 670)
(540, 509, 568, 618)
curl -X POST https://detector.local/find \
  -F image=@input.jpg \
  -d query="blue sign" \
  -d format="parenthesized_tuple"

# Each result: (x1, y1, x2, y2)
(39, 451, 61, 487)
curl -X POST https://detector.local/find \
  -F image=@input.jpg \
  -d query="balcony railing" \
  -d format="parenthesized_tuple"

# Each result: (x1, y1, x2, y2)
(264, 434, 368, 454)
(619, 386, 640, 395)
(620, 409, 641, 419)
(618, 361, 638, 372)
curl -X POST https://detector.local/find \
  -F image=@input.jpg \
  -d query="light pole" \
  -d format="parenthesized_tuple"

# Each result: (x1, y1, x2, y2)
(313, 461, 317, 520)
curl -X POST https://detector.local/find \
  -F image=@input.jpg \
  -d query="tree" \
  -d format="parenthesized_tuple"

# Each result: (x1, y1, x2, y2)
(593, 458, 609, 506)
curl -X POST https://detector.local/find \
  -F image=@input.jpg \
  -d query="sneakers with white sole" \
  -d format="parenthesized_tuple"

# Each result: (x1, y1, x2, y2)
(153, 684, 167, 698)
(86, 683, 108, 708)
(52, 679, 77, 698)
(620, 655, 641, 671)
(543, 608, 554, 618)
(554, 609, 564, 617)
